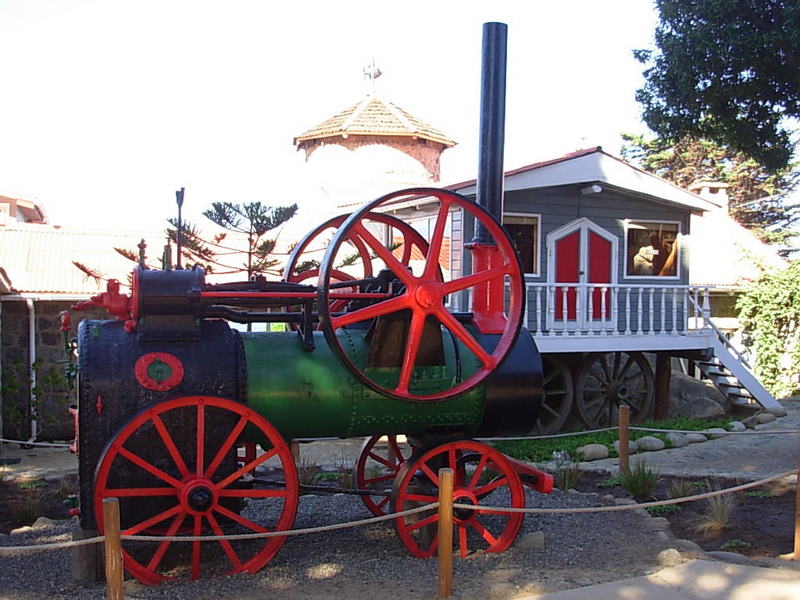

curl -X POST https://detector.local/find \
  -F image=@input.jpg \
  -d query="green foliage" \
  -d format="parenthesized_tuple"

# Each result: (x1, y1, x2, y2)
(494, 416, 733, 464)
(695, 490, 735, 536)
(166, 200, 298, 279)
(551, 455, 582, 491)
(668, 478, 695, 499)
(737, 261, 800, 397)
(620, 134, 799, 240)
(620, 461, 659, 501)
(646, 504, 681, 516)
(744, 490, 775, 499)
(597, 476, 623, 489)
(635, 0, 800, 172)
(721, 538, 753, 551)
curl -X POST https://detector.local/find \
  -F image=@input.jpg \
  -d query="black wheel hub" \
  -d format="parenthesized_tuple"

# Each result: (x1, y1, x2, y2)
(187, 486, 214, 512)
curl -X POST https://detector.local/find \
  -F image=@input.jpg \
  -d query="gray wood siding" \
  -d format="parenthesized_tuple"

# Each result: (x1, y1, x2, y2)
(502, 186, 692, 286)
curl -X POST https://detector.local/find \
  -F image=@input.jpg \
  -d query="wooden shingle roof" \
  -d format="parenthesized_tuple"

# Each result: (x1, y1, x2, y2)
(294, 96, 455, 148)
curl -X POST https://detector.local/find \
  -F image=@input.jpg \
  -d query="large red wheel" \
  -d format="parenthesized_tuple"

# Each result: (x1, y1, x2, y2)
(391, 440, 525, 558)
(94, 396, 298, 584)
(355, 435, 411, 516)
(283, 212, 431, 285)
(283, 212, 431, 318)
(318, 188, 524, 402)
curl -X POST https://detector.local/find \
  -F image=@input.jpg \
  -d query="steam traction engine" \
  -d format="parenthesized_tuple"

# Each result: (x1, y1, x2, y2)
(74, 188, 553, 583)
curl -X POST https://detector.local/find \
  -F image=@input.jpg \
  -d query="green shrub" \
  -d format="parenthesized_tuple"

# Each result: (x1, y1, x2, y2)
(620, 461, 659, 500)
(646, 504, 681, 516)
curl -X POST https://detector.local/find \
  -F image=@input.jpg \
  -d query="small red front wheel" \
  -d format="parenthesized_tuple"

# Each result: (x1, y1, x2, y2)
(391, 440, 525, 558)
(354, 435, 411, 516)
(94, 396, 298, 584)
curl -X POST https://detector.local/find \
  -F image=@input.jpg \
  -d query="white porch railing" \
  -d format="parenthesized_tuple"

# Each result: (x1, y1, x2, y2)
(522, 283, 714, 338)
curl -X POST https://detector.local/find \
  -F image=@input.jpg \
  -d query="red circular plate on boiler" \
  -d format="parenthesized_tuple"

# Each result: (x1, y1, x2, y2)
(134, 352, 184, 391)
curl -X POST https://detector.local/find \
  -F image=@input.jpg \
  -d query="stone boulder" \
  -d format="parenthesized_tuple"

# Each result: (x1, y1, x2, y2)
(668, 372, 730, 418)
(635, 436, 665, 452)
(613, 439, 638, 455)
(666, 432, 690, 448)
(576, 443, 609, 461)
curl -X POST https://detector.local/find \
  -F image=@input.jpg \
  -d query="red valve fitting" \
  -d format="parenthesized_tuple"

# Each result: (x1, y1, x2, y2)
(72, 279, 133, 325)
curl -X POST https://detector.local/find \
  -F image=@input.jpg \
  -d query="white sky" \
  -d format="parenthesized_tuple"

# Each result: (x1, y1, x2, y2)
(0, 0, 658, 231)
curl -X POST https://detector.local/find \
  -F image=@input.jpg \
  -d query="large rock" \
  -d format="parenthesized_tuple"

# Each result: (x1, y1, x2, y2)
(576, 443, 609, 461)
(657, 548, 683, 567)
(666, 432, 690, 448)
(636, 436, 665, 452)
(756, 412, 777, 424)
(668, 371, 730, 418)
(613, 439, 638, 455)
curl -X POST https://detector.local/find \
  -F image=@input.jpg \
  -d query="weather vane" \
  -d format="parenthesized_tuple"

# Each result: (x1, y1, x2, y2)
(362, 58, 382, 94)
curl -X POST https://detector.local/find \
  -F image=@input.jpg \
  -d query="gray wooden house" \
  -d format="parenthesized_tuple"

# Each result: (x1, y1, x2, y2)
(379, 147, 782, 433)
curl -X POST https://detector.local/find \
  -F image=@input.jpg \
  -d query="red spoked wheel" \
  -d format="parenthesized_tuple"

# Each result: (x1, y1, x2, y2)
(94, 396, 298, 585)
(283, 212, 432, 283)
(283, 212, 431, 315)
(317, 188, 524, 402)
(355, 435, 411, 516)
(391, 440, 525, 559)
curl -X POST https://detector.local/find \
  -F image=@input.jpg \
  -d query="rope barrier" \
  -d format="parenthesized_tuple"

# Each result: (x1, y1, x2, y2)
(476, 424, 800, 443)
(0, 438, 71, 448)
(451, 470, 797, 515)
(0, 535, 104, 555)
(628, 427, 800, 436)
(2, 467, 794, 553)
(122, 503, 438, 542)
(0, 503, 438, 552)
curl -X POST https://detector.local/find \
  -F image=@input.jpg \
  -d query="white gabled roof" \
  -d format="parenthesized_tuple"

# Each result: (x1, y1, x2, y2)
(447, 147, 720, 213)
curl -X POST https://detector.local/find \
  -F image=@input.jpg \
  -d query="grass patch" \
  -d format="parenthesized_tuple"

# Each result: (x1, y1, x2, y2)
(552, 457, 582, 491)
(596, 476, 623, 489)
(646, 504, 681, 516)
(621, 461, 659, 500)
(695, 488, 735, 536)
(744, 490, 775, 499)
(721, 538, 752, 551)
(668, 478, 696, 499)
(494, 416, 734, 464)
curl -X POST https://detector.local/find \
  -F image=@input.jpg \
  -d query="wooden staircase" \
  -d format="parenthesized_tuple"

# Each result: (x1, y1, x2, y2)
(696, 337, 786, 416)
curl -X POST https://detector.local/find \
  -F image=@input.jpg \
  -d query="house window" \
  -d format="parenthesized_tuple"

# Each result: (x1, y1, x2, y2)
(503, 214, 540, 275)
(625, 221, 680, 277)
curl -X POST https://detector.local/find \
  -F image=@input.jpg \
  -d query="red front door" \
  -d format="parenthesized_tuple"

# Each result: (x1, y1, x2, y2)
(551, 221, 614, 326)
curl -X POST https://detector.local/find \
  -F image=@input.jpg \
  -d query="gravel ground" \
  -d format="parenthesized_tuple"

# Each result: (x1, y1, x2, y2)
(0, 486, 668, 600)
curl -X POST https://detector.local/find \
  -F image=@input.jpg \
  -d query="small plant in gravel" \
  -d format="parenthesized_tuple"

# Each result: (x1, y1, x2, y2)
(620, 461, 659, 500)
(695, 489, 736, 537)
(551, 455, 582, 490)
(58, 475, 78, 500)
(745, 490, 775, 499)
(336, 452, 354, 489)
(297, 456, 318, 491)
(14, 489, 44, 525)
(721, 538, 753, 551)
(646, 504, 681, 516)
(597, 476, 623, 489)
(668, 478, 695, 499)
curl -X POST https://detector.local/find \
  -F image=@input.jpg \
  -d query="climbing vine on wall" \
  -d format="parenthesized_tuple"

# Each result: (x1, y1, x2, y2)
(737, 261, 800, 397)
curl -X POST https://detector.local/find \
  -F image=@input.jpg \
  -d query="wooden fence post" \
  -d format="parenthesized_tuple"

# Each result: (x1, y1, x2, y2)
(102, 498, 124, 600)
(618, 405, 630, 476)
(795, 440, 800, 560)
(437, 468, 454, 599)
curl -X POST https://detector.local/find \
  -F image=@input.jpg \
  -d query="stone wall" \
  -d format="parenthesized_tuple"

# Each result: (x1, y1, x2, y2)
(1, 300, 107, 441)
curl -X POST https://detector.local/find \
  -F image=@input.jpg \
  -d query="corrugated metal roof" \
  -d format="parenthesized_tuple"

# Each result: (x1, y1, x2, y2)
(0, 224, 168, 295)
(294, 95, 455, 148)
